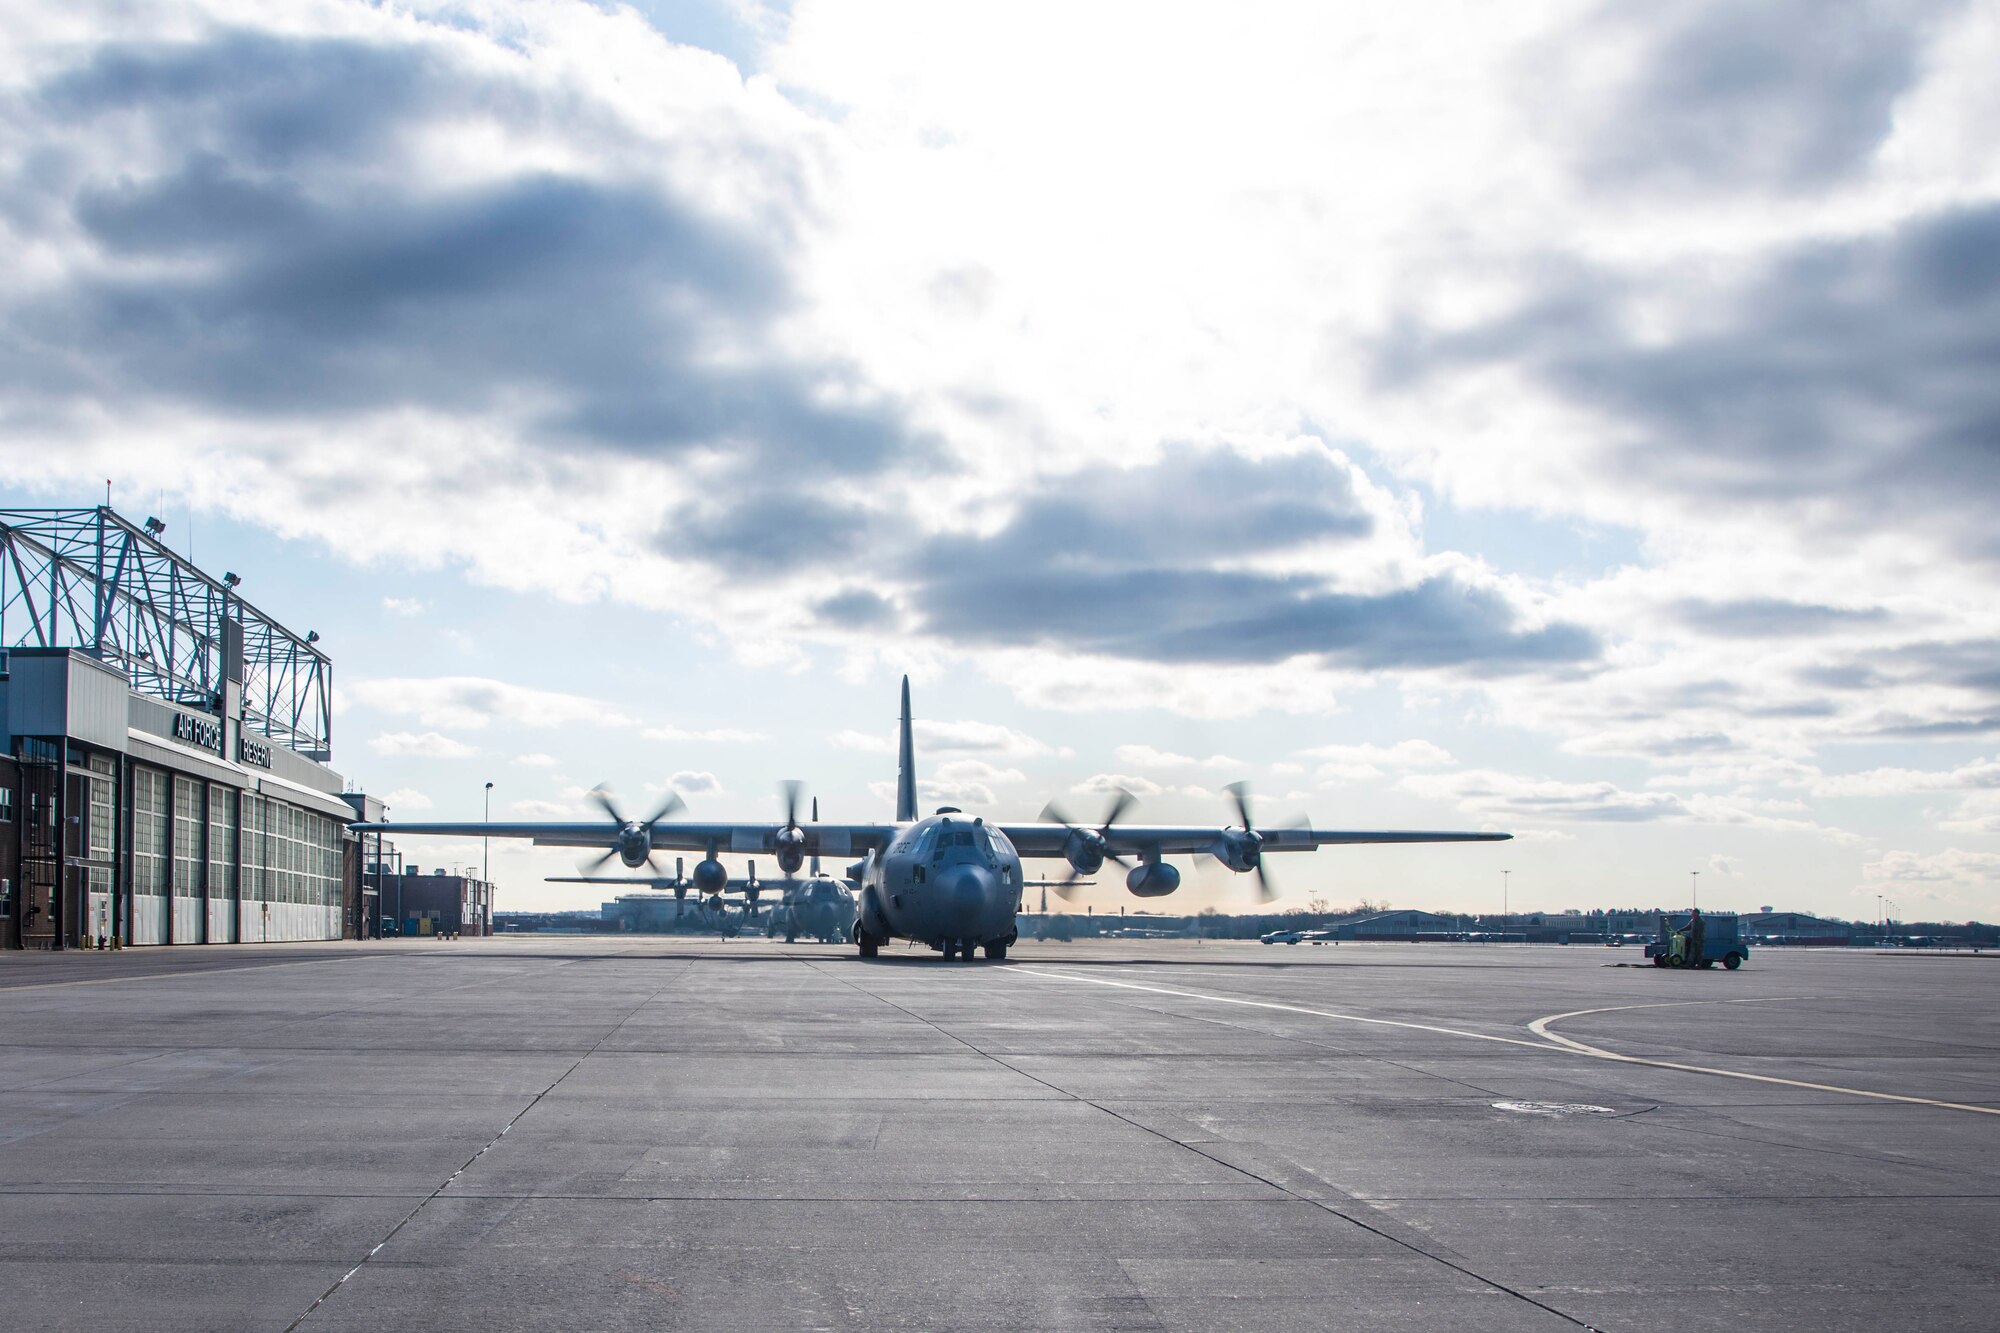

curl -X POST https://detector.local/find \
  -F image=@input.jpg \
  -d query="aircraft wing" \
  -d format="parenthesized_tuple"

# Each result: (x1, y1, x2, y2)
(351, 820, 901, 857)
(995, 822, 1510, 858)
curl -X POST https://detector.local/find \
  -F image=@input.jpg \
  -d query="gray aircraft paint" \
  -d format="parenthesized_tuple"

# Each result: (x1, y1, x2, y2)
(359, 673, 1509, 961)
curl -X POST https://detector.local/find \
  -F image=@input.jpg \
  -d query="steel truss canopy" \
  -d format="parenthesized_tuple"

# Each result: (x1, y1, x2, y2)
(0, 506, 332, 760)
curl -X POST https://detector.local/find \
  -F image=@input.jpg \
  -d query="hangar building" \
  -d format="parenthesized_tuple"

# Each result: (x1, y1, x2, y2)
(0, 507, 362, 948)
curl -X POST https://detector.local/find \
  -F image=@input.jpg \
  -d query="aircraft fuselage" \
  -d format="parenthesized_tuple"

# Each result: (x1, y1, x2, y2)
(855, 811, 1023, 956)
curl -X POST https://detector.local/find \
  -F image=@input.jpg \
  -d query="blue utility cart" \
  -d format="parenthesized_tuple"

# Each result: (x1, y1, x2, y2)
(1644, 912, 1749, 970)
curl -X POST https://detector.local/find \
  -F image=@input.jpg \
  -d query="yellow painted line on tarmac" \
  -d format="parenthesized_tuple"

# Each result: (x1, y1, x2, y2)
(1012, 967, 2000, 1118)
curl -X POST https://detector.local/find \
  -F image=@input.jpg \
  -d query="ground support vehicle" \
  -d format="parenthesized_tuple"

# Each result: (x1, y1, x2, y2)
(1645, 913, 1749, 970)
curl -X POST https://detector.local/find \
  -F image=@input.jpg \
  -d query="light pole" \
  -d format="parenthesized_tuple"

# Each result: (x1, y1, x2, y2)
(1502, 869, 1510, 918)
(483, 782, 495, 938)
(1691, 869, 1699, 909)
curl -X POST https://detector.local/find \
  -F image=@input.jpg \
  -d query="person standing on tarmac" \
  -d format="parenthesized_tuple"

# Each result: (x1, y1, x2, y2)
(1678, 906, 1705, 966)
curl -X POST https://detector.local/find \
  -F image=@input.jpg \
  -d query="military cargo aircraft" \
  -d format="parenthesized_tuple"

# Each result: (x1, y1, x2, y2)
(357, 677, 1509, 961)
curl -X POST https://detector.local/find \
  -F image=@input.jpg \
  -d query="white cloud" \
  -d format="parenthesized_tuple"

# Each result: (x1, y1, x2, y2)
(669, 770, 724, 795)
(1300, 740, 1453, 767)
(512, 753, 560, 768)
(1813, 758, 2000, 797)
(1860, 849, 2000, 914)
(349, 677, 634, 732)
(381, 596, 426, 618)
(1303, 740, 1453, 786)
(641, 725, 768, 744)
(1070, 774, 1165, 799)
(368, 731, 477, 759)
(933, 758, 1027, 786)
(1399, 769, 1688, 823)
(382, 787, 433, 811)
(1398, 768, 1856, 842)
(1113, 744, 1246, 772)
(1937, 791, 2000, 835)
(835, 719, 1067, 759)
(867, 777, 1001, 808)
(510, 798, 579, 819)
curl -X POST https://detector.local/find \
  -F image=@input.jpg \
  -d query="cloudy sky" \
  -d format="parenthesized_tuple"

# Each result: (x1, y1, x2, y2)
(4, 0, 1997, 919)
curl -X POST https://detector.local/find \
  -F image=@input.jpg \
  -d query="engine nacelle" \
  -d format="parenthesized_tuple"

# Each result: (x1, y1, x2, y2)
(774, 827, 807, 876)
(1209, 830, 1262, 875)
(1125, 861, 1181, 897)
(1064, 829, 1108, 877)
(617, 826, 652, 869)
(692, 857, 729, 895)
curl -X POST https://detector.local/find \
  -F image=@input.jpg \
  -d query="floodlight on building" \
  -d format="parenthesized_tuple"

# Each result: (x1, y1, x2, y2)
(306, 630, 320, 644)
(222, 572, 241, 588)
(143, 515, 166, 536)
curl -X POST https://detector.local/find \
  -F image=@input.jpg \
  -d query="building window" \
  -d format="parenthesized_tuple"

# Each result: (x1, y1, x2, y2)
(0, 786, 12, 822)
(133, 767, 169, 896)
(174, 777, 202, 898)
(210, 787, 238, 903)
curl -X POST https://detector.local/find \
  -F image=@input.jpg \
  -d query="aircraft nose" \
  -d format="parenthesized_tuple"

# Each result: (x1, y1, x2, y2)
(935, 864, 1000, 915)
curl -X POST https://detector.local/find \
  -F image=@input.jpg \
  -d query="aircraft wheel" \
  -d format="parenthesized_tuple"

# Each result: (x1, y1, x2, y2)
(1723, 953, 1742, 970)
(785, 932, 796, 944)
(959, 943, 980, 962)
(941, 942, 957, 960)
(1651, 955, 1666, 967)
(985, 942, 1007, 961)
(859, 940, 878, 958)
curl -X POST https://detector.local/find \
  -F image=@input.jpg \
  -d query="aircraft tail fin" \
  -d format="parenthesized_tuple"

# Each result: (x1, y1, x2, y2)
(896, 674, 917, 822)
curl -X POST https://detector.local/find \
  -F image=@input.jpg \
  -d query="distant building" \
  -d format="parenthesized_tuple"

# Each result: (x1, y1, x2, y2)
(1742, 912, 1852, 945)
(374, 867, 493, 937)
(1331, 910, 1466, 941)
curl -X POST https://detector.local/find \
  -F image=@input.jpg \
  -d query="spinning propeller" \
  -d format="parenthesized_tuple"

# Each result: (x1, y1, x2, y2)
(576, 785, 686, 875)
(1208, 782, 1306, 904)
(1039, 788, 1138, 900)
(773, 780, 809, 876)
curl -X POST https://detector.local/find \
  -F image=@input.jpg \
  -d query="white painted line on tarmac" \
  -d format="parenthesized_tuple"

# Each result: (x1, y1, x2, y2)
(1008, 966, 1554, 1049)
(1528, 1002, 2000, 1117)
(0, 956, 350, 994)
(1012, 967, 2000, 1118)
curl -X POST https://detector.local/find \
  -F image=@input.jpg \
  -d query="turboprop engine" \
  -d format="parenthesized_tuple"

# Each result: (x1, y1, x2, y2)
(1125, 861, 1181, 897)
(578, 786, 684, 876)
(615, 826, 652, 869)
(773, 781, 809, 875)
(1041, 789, 1137, 885)
(1209, 828, 1263, 875)
(1062, 827, 1109, 877)
(773, 826, 807, 876)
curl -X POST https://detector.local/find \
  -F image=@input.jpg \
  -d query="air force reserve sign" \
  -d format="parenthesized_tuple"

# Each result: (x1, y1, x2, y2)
(238, 736, 272, 769)
(172, 712, 223, 755)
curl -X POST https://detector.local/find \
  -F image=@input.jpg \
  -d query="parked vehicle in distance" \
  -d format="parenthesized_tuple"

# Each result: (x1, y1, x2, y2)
(1261, 929, 1305, 944)
(1302, 930, 1338, 944)
(1644, 912, 1749, 970)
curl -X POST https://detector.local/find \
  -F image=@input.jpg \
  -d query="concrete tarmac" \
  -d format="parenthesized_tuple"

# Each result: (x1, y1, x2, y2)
(0, 937, 1995, 1331)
